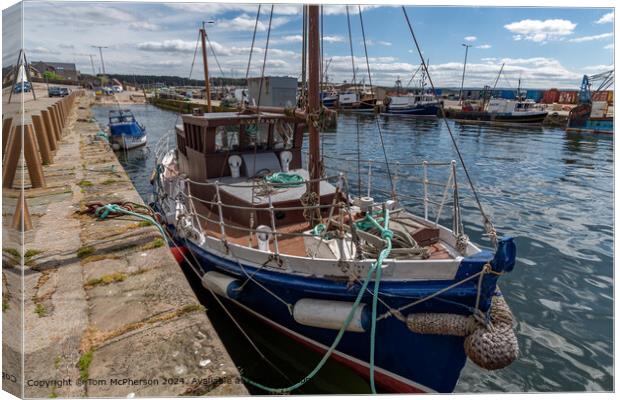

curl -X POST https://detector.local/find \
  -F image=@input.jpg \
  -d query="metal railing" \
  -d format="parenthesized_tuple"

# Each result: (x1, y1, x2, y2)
(172, 159, 463, 256)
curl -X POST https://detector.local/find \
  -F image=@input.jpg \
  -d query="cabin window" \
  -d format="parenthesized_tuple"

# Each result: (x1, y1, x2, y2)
(215, 125, 240, 151)
(272, 121, 294, 149)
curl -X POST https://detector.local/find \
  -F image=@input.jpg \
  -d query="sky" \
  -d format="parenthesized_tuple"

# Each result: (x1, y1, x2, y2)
(2, 1, 615, 88)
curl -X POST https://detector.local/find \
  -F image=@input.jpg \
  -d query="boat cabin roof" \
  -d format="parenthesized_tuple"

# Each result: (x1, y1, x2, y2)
(181, 111, 299, 128)
(109, 109, 136, 123)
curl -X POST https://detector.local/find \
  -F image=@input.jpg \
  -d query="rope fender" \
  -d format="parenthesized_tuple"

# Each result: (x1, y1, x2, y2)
(406, 293, 518, 370)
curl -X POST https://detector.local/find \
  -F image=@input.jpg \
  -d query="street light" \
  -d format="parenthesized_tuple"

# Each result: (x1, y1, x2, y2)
(459, 43, 472, 104)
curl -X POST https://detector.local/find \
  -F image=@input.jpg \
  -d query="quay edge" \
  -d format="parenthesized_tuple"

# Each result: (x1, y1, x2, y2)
(2, 84, 248, 398)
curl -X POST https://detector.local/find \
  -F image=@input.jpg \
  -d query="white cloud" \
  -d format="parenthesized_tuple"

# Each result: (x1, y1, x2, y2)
(137, 40, 196, 53)
(129, 21, 160, 31)
(323, 35, 345, 43)
(366, 39, 392, 46)
(595, 12, 614, 24)
(504, 19, 576, 42)
(464, 36, 477, 42)
(476, 44, 492, 49)
(604, 43, 614, 50)
(283, 35, 303, 43)
(217, 14, 289, 32)
(568, 32, 613, 43)
(164, 3, 301, 16)
(322, 5, 380, 15)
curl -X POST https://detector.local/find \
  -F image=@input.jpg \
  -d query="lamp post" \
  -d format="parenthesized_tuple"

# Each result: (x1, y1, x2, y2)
(459, 43, 472, 104)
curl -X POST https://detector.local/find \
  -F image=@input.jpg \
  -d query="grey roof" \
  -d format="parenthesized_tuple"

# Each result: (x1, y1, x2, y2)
(32, 61, 77, 71)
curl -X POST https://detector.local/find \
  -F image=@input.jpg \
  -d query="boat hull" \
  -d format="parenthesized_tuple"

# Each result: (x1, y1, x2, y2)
(454, 110, 548, 125)
(166, 229, 515, 394)
(384, 103, 439, 117)
(110, 133, 147, 150)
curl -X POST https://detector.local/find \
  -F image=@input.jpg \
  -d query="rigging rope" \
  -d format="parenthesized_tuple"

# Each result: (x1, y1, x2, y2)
(401, 6, 497, 247)
(204, 31, 225, 78)
(345, 6, 362, 196)
(245, 4, 262, 80)
(358, 6, 396, 198)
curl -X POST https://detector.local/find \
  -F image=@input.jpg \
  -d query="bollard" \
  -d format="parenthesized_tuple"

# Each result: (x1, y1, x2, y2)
(2, 125, 20, 188)
(41, 109, 57, 151)
(56, 103, 65, 129)
(32, 114, 52, 165)
(11, 190, 33, 231)
(3, 117, 12, 157)
(23, 124, 46, 188)
(51, 105, 62, 136)
(47, 106, 61, 141)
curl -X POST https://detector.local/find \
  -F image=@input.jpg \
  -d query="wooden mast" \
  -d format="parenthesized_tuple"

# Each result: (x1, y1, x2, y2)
(307, 5, 321, 197)
(200, 22, 212, 112)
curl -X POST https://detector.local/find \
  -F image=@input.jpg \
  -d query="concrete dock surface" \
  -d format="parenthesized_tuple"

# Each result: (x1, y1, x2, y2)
(2, 89, 248, 397)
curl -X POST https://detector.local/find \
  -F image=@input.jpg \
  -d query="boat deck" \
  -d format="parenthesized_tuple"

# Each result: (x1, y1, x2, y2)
(190, 198, 453, 260)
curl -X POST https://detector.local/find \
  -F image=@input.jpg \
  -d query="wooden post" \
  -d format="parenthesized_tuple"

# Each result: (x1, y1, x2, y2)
(51, 105, 63, 135)
(32, 115, 52, 164)
(24, 124, 46, 188)
(47, 106, 61, 141)
(41, 109, 57, 151)
(11, 190, 32, 231)
(2, 117, 12, 157)
(58, 100, 66, 124)
(2, 125, 20, 188)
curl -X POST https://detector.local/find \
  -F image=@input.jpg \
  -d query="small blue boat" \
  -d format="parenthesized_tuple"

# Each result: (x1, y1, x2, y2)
(108, 109, 147, 150)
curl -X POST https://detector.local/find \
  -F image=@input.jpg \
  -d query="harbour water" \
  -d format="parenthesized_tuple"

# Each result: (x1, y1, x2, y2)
(92, 104, 613, 393)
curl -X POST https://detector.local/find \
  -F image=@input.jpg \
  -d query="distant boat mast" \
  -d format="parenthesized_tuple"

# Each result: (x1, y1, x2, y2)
(200, 21, 214, 112)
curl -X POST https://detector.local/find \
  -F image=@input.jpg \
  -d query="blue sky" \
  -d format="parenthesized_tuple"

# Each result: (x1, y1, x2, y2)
(3, 1, 615, 88)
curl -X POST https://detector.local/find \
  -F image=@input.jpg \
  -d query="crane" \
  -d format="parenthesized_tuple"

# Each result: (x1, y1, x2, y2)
(578, 69, 614, 104)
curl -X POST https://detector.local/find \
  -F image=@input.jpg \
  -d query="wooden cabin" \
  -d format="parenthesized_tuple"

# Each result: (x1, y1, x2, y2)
(175, 110, 337, 228)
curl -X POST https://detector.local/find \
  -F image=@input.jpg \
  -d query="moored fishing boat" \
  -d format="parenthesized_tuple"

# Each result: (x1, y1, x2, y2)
(151, 5, 518, 394)
(455, 97, 548, 125)
(566, 71, 614, 134)
(108, 109, 147, 150)
(383, 93, 440, 117)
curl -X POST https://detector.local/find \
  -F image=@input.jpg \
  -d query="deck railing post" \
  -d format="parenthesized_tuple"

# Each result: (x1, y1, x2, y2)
(451, 160, 460, 236)
(423, 161, 429, 220)
(214, 181, 228, 244)
(367, 159, 373, 198)
(267, 192, 280, 257)
(393, 161, 400, 200)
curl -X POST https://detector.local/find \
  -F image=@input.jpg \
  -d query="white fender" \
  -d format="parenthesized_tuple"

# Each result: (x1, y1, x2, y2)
(293, 298, 367, 333)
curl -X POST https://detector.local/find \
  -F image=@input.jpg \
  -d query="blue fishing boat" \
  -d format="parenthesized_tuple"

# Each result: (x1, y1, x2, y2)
(108, 109, 147, 150)
(383, 94, 439, 117)
(151, 6, 518, 394)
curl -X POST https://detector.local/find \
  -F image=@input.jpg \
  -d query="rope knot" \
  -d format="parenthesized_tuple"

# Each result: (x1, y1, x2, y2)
(381, 229, 394, 241)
